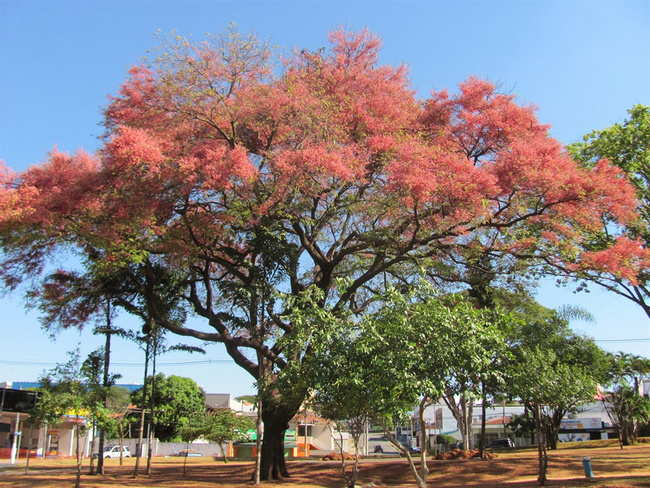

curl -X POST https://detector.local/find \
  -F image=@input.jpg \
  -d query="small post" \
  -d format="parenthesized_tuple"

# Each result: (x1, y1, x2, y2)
(581, 457, 594, 478)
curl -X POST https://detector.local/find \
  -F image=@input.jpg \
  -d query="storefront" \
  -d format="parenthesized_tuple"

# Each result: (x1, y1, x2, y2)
(558, 417, 613, 442)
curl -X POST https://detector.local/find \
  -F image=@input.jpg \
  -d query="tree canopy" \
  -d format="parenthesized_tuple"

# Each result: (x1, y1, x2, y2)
(567, 105, 650, 318)
(1, 27, 646, 479)
(299, 283, 512, 488)
(599, 352, 650, 447)
(131, 374, 206, 442)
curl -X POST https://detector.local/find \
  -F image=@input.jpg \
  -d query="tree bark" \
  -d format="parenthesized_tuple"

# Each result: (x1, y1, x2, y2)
(253, 397, 262, 484)
(133, 338, 150, 477)
(417, 396, 429, 486)
(443, 392, 473, 450)
(259, 403, 294, 480)
(146, 343, 158, 475)
(548, 408, 565, 450)
(97, 302, 112, 475)
(535, 402, 547, 486)
(378, 417, 427, 488)
(74, 421, 82, 488)
(479, 385, 487, 458)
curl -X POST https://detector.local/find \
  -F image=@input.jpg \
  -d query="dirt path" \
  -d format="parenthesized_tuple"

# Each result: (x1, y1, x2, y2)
(1, 443, 648, 487)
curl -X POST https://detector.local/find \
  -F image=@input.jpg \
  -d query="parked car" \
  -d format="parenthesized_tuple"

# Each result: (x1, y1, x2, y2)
(94, 445, 132, 459)
(487, 438, 515, 449)
(401, 445, 420, 454)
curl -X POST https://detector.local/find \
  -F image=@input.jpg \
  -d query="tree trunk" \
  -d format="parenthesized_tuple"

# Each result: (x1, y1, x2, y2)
(254, 397, 262, 484)
(443, 391, 474, 450)
(75, 421, 82, 488)
(97, 426, 105, 474)
(535, 402, 547, 486)
(97, 304, 112, 476)
(219, 443, 229, 464)
(620, 417, 630, 446)
(479, 386, 487, 458)
(378, 417, 426, 488)
(258, 403, 294, 480)
(133, 338, 150, 477)
(146, 346, 157, 475)
(417, 396, 429, 485)
(340, 416, 364, 488)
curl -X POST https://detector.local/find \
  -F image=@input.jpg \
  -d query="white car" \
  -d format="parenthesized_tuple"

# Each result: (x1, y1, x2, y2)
(100, 446, 131, 458)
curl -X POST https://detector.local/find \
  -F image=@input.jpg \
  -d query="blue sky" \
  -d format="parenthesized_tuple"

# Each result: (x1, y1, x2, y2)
(1, 0, 649, 397)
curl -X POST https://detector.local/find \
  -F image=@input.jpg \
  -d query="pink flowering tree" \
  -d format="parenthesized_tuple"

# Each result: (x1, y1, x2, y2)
(0, 28, 646, 480)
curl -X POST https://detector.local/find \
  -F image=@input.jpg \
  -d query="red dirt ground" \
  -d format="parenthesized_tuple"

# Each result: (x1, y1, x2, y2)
(0, 443, 648, 488)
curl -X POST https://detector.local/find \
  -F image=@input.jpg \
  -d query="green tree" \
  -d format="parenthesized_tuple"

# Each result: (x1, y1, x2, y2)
(292, 291, 376, 488)
(505, 303, 608, 486)
(31, 349, 109, 488)
(27, 264, 133, 475)
(174, 407, 253, 477)
(508, 346, 555, 486)
(101, 386, 133, 465)
(439, 297, 510, 452)
(202, 408, 254, 462)
(567, 105, 650, 319)
(299, 283, 512, 488)
(509, 298, 608, 444)
(131, 374, 206, 442)
(80, 347, 123, 473)
(175, 410, 210, 477)
(601, 352, 650, 447)
(508, 411, 536, 445)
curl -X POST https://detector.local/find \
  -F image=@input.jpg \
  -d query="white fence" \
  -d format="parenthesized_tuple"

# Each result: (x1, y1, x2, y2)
(96, 439, 228, 459)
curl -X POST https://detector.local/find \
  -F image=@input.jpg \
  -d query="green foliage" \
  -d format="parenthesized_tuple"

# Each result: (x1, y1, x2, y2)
(176, 407, 254, 446)
(568, 104, 650, 318)
(569, 105, 650, 222)
(301, 283, 514, 488)
(234, 395, 257, 404)
(175, 408, 253, 463)
(131, 374, 206, 442)
(435, 434, 457, 446)
(291, 281, 513, 487)
(605, 352, 650, 387)
(202, 408, 254, 445)
(29, 348, 119, 487)
(30, 348, 117, 430)
(601, 352, 650, 446)
(508, 412, 536, 440)
(504, 300, 608, 454)
(299, 282, 514, 423)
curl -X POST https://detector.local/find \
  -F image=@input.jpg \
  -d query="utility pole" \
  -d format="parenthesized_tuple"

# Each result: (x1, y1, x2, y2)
(10, 412, 21, 464)
(304, 408, 308, 457)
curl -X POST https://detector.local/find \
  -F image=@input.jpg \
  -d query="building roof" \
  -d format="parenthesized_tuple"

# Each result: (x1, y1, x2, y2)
(291, 412, 332, 425)
(483, 416, 511, 426)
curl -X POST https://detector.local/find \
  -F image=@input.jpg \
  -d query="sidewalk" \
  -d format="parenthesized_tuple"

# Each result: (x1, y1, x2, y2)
(0, 458, 25, 470)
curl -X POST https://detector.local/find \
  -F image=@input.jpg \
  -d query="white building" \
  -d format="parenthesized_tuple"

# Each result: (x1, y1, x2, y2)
(406, 399, 617, 450)
(205, 393, 256, 414)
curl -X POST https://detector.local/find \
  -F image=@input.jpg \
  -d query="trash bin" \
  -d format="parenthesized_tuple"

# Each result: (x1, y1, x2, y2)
(581, 457, 594, 478)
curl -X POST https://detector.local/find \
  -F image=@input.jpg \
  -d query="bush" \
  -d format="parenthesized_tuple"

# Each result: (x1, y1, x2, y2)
(435, 434, 457, 446)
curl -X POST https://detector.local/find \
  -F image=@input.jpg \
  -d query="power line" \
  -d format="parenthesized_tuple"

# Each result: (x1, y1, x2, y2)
(0, 358, 235, 367)
(597, 339, 650, 343)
